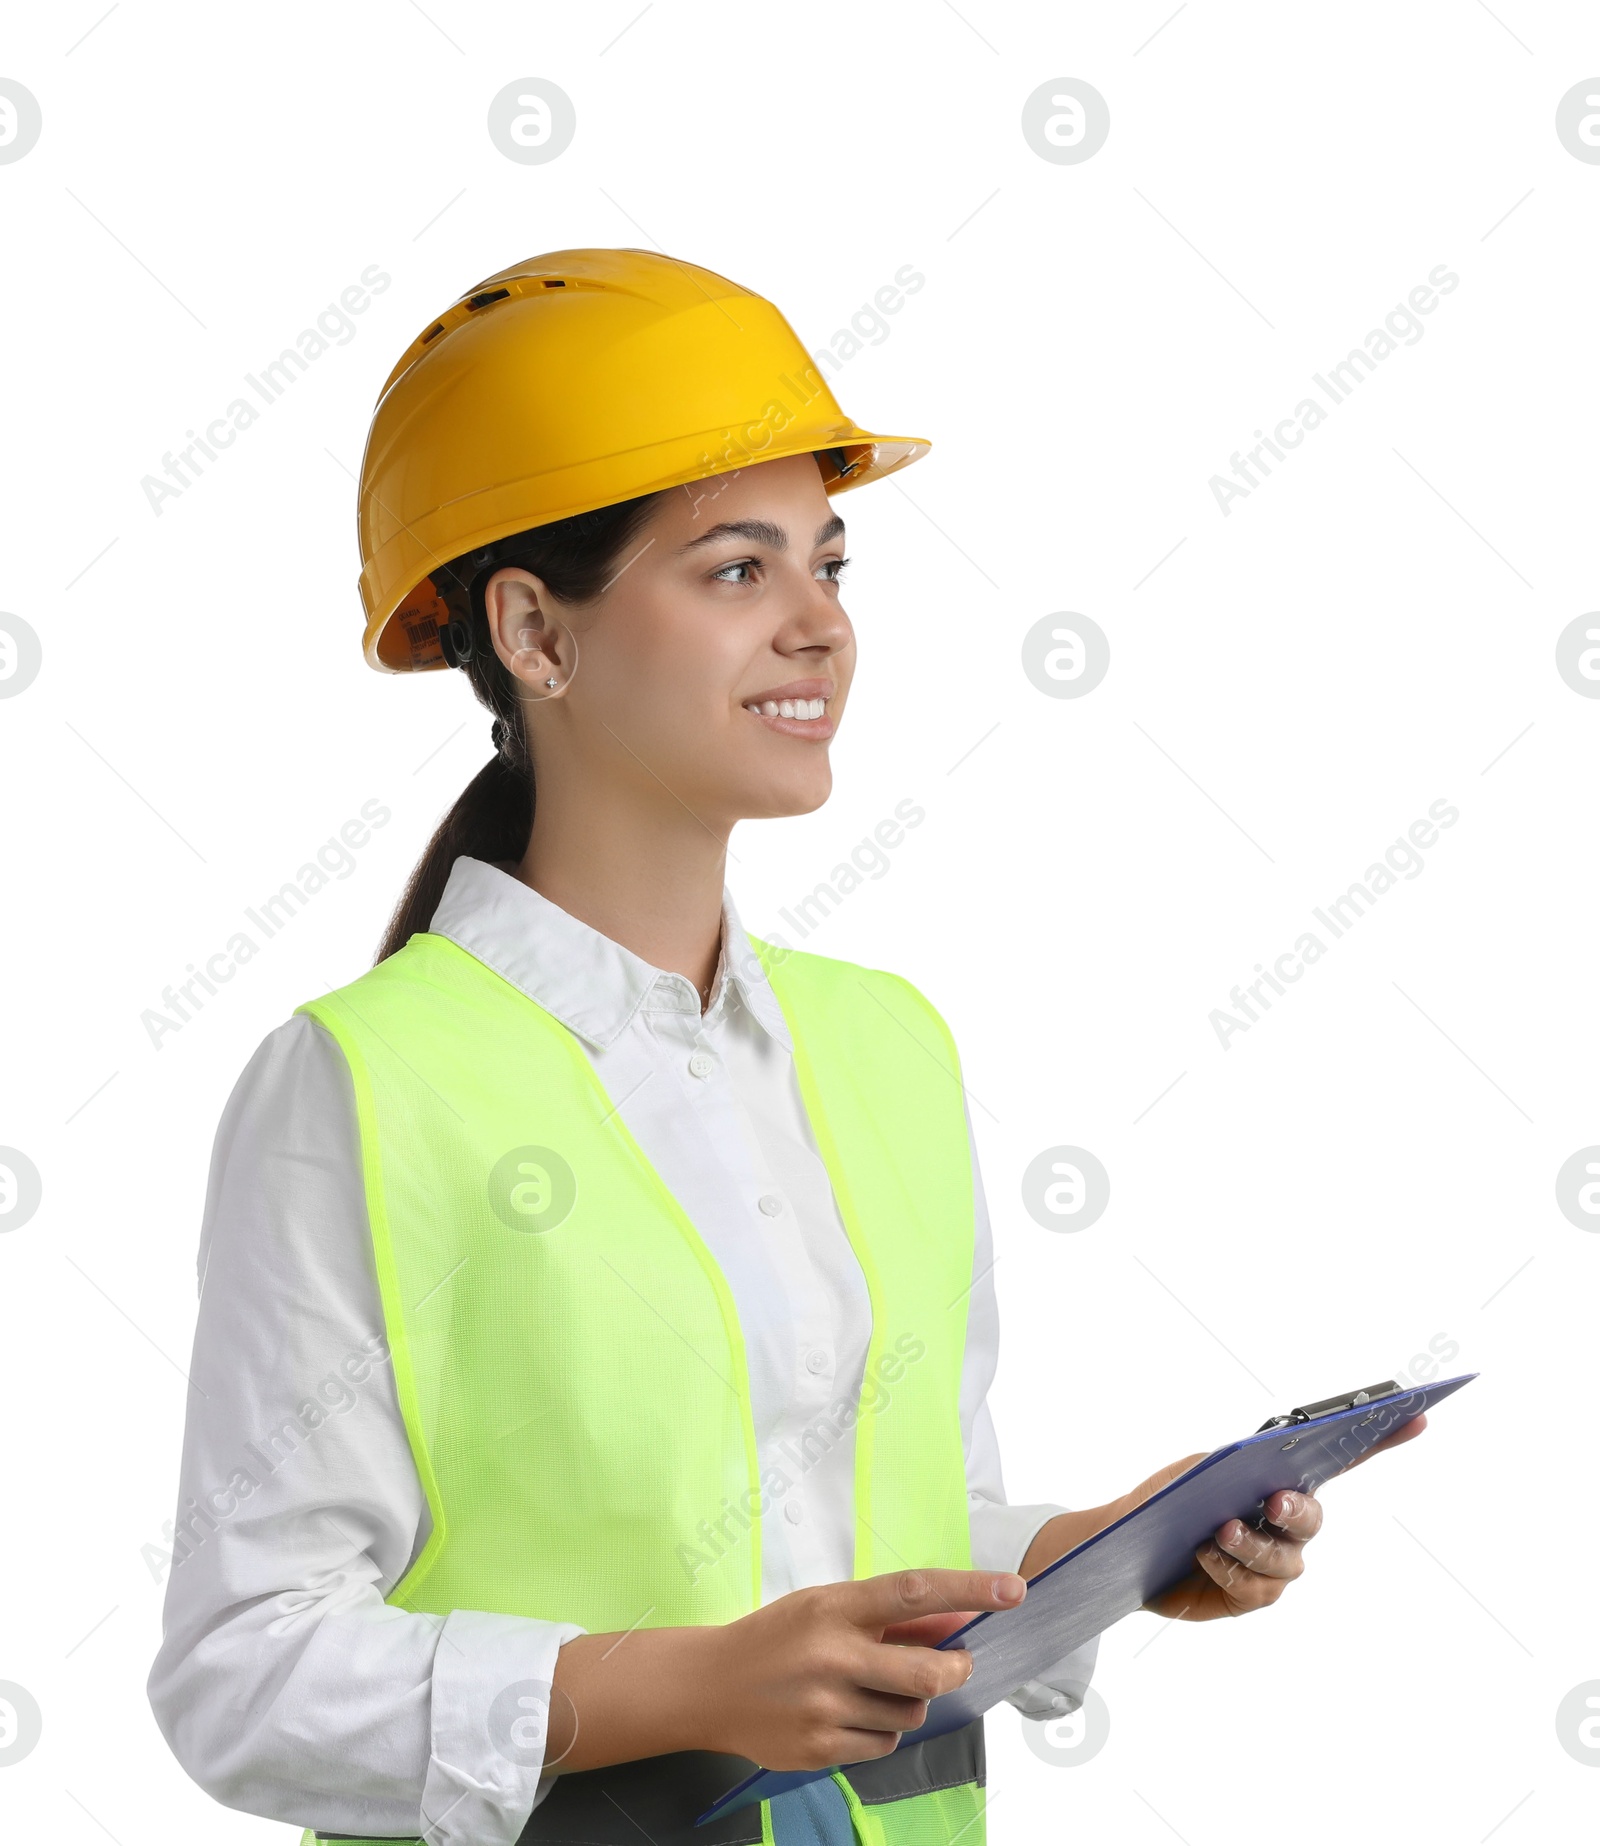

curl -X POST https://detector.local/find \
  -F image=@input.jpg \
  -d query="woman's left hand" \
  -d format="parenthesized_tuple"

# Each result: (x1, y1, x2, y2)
(1141, 1413, 1428, 1621)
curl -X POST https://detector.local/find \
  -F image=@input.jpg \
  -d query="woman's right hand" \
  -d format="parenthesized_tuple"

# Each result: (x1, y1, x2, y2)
(547, 1567, 1025, 1775)
(684, 1568, 1026, 1770)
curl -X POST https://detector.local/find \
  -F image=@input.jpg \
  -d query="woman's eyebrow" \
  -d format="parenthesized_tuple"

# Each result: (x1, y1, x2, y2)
(675, 513, 846, 555)
(676, 518, 785, 555)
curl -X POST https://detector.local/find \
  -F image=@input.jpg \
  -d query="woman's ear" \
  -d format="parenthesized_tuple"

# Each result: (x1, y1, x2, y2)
(483, 567, 573, 692)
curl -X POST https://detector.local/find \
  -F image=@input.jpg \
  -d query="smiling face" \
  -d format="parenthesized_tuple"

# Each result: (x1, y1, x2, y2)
(485, 452, 856, 837)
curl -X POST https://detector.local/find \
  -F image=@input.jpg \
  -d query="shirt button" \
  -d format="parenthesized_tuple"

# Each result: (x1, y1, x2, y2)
(757, 1194, 784, 1217)
(805, 1349, 829, 1375)
(784, 1500, 804, 1525)
(688, 1051, 716, 1079)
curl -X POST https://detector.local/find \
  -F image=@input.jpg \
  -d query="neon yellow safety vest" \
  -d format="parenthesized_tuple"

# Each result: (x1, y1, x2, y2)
(293, 927, 985, 1846)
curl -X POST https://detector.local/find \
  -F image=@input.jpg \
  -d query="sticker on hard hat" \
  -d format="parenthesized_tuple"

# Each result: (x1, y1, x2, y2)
(395, 580, 449, 670)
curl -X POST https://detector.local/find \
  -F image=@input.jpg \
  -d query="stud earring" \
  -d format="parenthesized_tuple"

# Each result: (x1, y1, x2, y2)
(513, 619, 578, 698)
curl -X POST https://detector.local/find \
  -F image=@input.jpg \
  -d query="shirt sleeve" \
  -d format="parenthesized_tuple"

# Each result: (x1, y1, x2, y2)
(958, 1094, 1101, 1720)
(145, 1012, 585, 1846)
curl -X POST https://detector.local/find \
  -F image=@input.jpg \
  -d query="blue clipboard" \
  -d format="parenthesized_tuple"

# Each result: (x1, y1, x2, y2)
(696, 1372, 1475, 1823)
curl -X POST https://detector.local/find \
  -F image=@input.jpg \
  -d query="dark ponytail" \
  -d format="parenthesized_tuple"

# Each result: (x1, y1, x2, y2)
(375, 490, 667, 962)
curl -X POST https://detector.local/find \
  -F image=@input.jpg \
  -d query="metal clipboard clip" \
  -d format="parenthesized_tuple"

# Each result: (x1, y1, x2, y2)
(1255, 1379, 1400, 1434)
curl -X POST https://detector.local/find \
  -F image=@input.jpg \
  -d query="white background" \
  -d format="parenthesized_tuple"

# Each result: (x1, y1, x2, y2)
(2, 2, 1596, 1841)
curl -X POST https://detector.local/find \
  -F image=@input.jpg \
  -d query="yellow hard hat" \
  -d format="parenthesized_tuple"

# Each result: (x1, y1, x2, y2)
(356, 247, 932, 672)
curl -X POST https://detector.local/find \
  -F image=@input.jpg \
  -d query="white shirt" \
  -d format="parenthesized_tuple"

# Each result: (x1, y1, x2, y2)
(148, 856, 1098, 1846)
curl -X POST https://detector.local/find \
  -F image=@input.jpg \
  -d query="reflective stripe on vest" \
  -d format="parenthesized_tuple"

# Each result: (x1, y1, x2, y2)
(294, 929, 983, 1846)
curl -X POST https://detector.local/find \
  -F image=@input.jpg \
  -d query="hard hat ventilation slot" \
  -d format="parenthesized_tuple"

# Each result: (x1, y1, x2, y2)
(542, 279, 566, 288)
(466, 288, 512, 310)
(421, 323, 445, 343)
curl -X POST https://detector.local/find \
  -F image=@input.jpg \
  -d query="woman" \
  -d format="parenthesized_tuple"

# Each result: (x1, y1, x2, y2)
(148, 249, 1420, 1846)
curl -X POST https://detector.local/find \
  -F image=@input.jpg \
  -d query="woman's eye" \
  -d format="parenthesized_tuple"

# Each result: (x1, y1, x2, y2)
(709, 555, 851, 585)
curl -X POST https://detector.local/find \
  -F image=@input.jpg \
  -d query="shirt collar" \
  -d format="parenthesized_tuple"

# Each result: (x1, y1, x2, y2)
(427, 855, 792, 1052)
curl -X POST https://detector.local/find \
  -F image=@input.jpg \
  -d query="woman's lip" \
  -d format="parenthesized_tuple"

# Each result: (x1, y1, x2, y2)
(746, 705, 836, 741)
(740, 677, 834, 705)
(739, 679, 838, 739)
